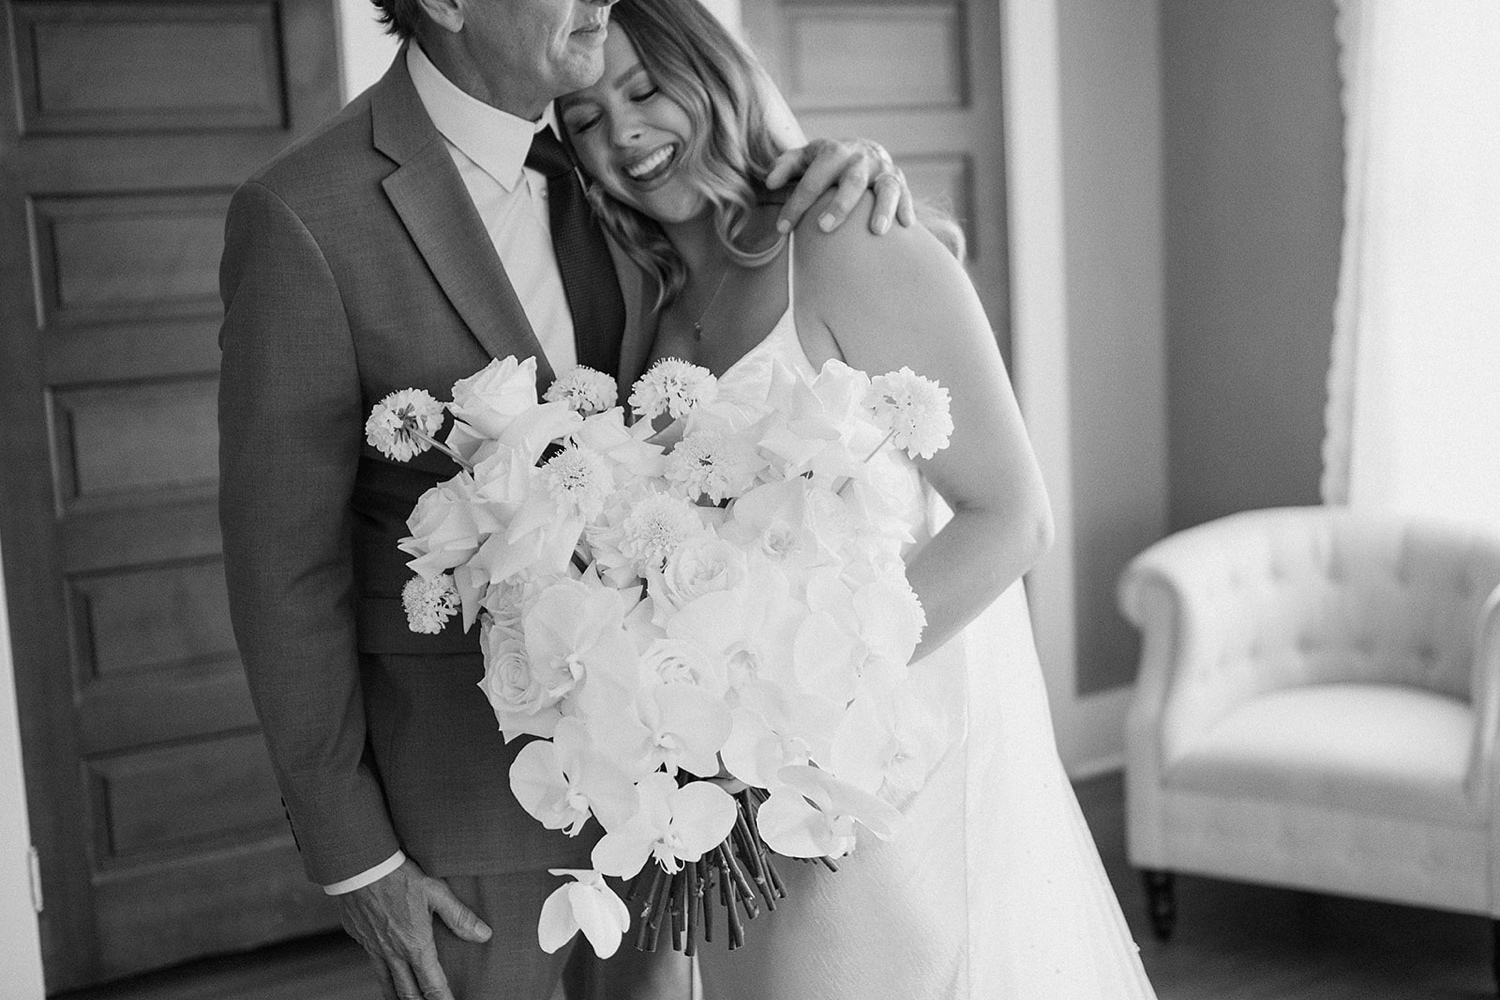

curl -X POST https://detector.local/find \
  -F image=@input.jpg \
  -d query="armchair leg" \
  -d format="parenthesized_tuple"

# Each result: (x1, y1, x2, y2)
(1141, 870, 1176, 942)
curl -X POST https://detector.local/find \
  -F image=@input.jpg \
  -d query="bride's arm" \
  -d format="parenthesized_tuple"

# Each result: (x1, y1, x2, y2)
(795, 195, 1055, 663)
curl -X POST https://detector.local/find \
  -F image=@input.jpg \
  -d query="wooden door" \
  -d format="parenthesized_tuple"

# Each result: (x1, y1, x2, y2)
(742, 0, 1010, 356)
(0, 1, 344, 990)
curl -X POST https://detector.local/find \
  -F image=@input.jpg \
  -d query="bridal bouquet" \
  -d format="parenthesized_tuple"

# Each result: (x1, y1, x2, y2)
(365, 351, 955, 959)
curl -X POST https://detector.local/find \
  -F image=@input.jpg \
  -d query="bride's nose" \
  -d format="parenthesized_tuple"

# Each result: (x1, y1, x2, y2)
(613, 118, 646, 148)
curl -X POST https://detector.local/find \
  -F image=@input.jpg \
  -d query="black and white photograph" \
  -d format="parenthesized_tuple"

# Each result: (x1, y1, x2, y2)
(0, 1, 1495, 998)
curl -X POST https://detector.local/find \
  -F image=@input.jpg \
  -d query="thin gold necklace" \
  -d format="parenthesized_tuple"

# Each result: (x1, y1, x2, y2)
(689, 264, 732, 341)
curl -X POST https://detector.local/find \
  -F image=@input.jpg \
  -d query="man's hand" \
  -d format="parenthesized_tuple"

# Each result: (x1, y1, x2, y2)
(766, 137, 915, 236)
(339, 858, 492, 1000)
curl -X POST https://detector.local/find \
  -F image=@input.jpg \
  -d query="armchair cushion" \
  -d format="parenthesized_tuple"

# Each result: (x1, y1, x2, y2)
(1167, 682, 1478, 827)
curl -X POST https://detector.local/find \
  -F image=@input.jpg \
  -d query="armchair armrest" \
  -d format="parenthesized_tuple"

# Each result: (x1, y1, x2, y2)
(1472, 584, 1500, 817)
(1118, 508, 1318, 771)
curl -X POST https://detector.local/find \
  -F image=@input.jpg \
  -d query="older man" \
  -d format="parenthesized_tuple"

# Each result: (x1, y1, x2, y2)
(217, 0, 908, 997)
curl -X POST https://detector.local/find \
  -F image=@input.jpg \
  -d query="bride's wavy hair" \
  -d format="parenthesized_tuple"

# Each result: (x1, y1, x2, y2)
(574, 0, 791, 310)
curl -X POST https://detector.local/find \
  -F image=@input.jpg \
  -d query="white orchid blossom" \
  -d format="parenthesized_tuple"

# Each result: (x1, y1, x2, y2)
(756, 764, 903, 859)
(591, 773, 739, 879)
(538, 868, 631, 957)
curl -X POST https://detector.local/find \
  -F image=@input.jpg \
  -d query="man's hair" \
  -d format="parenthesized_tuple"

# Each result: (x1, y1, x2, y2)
(371, 0, 426, 40)
(563, 0, 791, 310)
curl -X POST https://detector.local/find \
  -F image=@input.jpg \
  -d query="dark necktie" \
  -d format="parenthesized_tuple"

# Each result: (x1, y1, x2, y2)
(525, 126, 627, 378)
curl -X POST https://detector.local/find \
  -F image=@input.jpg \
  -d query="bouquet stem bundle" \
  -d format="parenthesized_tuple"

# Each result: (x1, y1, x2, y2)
(625, 787, 836, 954)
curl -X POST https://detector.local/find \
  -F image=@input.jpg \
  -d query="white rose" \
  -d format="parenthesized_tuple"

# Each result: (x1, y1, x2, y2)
(398, 474, 501, 578)
(478, 616, 570, 740)
(449, 356, 540, 440)
(659, 538, 747, 612)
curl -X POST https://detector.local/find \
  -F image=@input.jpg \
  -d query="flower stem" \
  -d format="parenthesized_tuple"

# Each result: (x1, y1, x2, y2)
(408, 426, 474, 475)
(862, 427, 896, 464)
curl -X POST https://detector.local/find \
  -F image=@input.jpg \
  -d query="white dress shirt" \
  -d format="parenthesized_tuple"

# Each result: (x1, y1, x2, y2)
(408, 42, 577, 372)
(324, 46, 577, 896)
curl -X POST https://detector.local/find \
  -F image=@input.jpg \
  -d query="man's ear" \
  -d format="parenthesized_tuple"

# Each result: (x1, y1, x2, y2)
(413, 0, 464, 33)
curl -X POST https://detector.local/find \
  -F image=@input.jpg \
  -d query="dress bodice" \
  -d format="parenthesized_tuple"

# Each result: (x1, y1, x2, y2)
(711, 237, 940, 551)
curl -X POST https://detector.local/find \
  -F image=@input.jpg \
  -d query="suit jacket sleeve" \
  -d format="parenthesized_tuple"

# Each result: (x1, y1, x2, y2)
(218, 178, 401, 885)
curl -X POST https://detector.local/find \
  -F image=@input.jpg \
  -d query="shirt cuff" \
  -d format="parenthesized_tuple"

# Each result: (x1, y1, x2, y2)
(321, 850, 406, 895)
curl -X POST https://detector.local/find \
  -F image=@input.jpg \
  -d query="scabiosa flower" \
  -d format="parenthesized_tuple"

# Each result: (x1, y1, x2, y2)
(663, 430, 760, 504)
(544, 366, 619, 416)
(628, 358, 718, 422)
(867, 368, 954, 460)
(365, 388, 445, 461)
(618, 492, 705, 575)
(543, 445, 614, 520)
(402, 573, 459, 634)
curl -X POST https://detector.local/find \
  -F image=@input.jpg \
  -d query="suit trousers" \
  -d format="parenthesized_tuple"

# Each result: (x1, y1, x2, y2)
(433, 872, 692, 1000)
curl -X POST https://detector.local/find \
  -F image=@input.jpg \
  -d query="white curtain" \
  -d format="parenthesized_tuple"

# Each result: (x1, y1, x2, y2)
(1322, 0, 1500, 522)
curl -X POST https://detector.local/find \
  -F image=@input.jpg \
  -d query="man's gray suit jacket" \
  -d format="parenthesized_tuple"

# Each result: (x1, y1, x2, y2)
(218, 48, 652, 886)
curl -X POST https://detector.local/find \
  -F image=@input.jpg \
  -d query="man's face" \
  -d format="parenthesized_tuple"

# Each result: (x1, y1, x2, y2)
(462, 0, 614, 117)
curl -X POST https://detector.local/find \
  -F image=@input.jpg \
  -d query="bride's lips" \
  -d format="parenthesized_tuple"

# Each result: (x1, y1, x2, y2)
(571, 19, 607, 41)
(620, 143, 679, 187)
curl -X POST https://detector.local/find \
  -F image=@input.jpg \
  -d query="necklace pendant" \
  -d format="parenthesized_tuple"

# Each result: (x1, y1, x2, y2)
(693, 322, 704, 341)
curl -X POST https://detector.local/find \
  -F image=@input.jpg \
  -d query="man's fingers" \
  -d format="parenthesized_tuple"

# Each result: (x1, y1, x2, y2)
(763, 146, 809, 192)
(821, 166, 873, 233)
(896, 176, 917, 228)
(778, 144, 844, 234)
(429, 879, 492, 944)
(369, 954, 407, 1000)
(869, 172, 903, 235)
(411, 945, 457, 1000)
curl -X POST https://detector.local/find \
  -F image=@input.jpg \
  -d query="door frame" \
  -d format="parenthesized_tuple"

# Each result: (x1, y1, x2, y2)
(0, 535, 43, 998)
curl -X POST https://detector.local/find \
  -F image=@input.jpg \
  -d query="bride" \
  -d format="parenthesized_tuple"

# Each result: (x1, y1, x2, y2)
(558, 2, 1158, 996)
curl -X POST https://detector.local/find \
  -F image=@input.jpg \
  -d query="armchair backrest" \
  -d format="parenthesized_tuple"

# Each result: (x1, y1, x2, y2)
(1159, 507, 1500, 700)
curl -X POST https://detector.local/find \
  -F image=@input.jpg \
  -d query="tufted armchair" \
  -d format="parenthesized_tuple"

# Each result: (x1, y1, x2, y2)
(1117, 506, 1500, 986)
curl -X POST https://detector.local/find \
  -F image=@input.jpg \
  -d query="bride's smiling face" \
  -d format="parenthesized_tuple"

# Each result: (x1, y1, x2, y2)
(560, 29, 705, 225)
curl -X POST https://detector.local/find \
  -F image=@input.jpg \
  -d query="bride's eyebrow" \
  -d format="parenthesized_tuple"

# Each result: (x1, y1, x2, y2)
(613, 62, 648, 89)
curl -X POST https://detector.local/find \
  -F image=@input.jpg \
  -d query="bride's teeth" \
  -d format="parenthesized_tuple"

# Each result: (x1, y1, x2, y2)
(624, 146, 674, 180)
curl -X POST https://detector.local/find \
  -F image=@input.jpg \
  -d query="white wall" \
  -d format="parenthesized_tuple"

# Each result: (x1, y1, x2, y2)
(335, 0, 399, 101)
(1002, 0, 1167, 774)
(1161, 0, 1341, 531)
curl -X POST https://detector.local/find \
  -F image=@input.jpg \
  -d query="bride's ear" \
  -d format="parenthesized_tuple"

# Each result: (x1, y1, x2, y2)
(413, 0, 464, 33)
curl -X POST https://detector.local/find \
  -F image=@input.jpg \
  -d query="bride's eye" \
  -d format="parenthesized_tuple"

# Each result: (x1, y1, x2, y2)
(630, 86, 659, 104)
(564, 112, 602, 135)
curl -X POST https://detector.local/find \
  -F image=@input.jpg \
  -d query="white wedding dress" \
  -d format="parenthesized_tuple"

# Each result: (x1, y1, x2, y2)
(695, 245, 1157, 1000)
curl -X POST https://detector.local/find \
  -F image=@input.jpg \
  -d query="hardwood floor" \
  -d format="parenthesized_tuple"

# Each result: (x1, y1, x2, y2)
(1075, 773, 1494, 1000)
(60, 772, 1493, 999)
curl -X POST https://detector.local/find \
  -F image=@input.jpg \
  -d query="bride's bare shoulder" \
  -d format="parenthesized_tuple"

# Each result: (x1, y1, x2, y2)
(791, 190, 974, 325)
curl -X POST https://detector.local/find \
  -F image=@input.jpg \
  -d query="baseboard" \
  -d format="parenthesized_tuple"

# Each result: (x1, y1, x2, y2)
(1066, 752, 1124, 783)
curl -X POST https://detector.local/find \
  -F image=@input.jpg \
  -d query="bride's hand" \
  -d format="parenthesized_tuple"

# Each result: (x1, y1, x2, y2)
(766, 138, 915, 236)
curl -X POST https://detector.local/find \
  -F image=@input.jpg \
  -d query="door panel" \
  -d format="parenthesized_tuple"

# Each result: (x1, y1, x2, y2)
(742, 0, 1010, 355)
(0, 0, 344, 989)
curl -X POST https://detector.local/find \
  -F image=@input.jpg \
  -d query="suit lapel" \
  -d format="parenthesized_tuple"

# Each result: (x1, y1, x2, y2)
(370, 48, 555, 387)
(609, 238, 657, 397)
